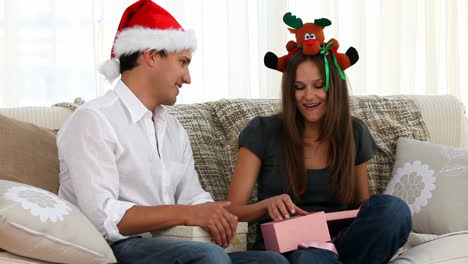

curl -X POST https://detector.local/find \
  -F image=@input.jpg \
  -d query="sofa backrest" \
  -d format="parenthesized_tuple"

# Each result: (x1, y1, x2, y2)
(0, 106, 72, 131)
(409, 95, 468, 148)
(1, 95, 466, 196)
(1, 95, 466, 147)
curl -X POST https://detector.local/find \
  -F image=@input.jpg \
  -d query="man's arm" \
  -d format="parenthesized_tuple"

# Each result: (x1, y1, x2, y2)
(58, 108, 136, 242)
(117, 201, 235, 248)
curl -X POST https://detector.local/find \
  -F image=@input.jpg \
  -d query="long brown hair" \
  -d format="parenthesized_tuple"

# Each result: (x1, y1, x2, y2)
(280, 50, 357, 205)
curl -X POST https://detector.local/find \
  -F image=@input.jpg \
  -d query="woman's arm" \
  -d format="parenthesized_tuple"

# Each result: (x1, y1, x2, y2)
(227, 147, 307, 222)
(355, 161, 371, 206)
(227, 147, 266, 222)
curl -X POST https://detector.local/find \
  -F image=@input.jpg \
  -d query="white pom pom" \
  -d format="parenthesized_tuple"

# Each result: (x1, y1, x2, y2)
(98, 59, 120, 82)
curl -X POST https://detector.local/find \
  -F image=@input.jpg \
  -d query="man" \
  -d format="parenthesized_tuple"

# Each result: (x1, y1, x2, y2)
(57, 0, 287, 263)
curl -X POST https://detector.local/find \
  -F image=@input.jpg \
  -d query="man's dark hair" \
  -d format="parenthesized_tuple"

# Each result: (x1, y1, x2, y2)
(119, 50, 168, 74)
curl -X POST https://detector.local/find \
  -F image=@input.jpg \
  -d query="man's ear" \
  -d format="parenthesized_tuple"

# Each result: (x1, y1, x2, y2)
(141, 50, 158, 67)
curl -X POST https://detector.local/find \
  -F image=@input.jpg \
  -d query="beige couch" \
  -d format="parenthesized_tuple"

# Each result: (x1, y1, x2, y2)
(1, 95, 468, 263)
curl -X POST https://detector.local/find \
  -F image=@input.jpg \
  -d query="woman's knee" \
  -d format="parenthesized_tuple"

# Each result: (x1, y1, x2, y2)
(229, 251, 288, 264)
(364, 194, 412, 232)
(261, 251, 289, 264)
(288, 248, 339, 263)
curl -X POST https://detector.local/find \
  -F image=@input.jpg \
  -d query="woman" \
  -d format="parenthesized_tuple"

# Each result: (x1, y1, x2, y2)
(227, 49, 411, 263)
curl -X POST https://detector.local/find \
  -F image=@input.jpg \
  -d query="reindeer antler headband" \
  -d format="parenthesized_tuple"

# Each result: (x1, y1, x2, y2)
(264, 12, 359, 92)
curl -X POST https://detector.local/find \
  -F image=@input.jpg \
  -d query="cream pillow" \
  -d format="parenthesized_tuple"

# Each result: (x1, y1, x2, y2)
(0, 180, 116, 264)
(384, 137, 468, 235)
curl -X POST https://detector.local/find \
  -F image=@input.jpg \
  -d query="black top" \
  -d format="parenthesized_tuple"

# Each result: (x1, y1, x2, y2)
(239, 115, 378, 217)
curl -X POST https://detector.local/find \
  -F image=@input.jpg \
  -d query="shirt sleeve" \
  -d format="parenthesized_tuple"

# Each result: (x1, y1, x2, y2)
(175, 128, 214, 205)
(57, 108, 135, 243)
(238, 116, 267, 160)
(353, 117, 378, 165)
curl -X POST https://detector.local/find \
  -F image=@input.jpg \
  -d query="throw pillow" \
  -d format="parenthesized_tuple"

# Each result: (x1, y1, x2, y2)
(0, 180, 116, 264)
(384, 137, 468, 235)
(0, 114, 59, 194)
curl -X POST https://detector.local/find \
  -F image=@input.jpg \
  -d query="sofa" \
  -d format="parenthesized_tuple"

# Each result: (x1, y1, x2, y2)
(1, 95, 468, 263)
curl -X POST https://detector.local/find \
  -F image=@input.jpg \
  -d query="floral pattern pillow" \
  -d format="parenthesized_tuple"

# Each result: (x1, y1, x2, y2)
(385, 137, 468, 235)
(0, 180, 116, 264)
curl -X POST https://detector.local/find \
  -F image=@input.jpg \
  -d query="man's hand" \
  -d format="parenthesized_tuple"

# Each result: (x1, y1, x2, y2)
(186, 202, 238, 248)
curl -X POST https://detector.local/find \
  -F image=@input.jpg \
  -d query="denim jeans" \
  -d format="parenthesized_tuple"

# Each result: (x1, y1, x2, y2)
(111, 236, 288, 264)
(284, 194, 412, 264)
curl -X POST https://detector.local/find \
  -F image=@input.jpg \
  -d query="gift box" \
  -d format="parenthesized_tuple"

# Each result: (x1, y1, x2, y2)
(151, 222, 248, 252)
(261, 209, 359, 253)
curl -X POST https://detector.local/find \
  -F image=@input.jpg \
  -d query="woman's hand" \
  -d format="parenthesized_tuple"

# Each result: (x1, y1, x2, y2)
(264, 194, 308, 221)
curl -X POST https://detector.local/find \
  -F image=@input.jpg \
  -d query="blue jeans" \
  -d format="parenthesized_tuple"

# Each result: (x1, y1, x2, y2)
(111, 236, 288, 264)
(284, 194, 412, 264)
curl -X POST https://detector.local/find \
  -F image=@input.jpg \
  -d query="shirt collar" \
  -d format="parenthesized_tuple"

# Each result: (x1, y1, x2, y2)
(114, 80, 151, 123)
(114, 80, 168, 123)
(153, 105, 167, 122)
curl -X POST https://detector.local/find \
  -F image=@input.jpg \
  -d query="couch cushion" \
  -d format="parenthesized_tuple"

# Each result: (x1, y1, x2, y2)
(166, 103, 232, 202)
(351, 96, 430, 194)
(389, 232, 468, 264)
(0, 250, 53, 264)
(0, 180, 116, 264)
(0, 114, 59, 194)
(385, 137, 468, 234)
(208, 99, 281, 185)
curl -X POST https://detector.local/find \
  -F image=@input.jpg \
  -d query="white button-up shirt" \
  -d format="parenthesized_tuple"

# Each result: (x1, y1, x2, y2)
(57, 80, 213, 243)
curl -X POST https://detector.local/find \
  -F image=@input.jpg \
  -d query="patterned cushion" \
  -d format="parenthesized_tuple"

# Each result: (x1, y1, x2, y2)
(351, 96, 430, 194)
(166, 103, 232, 201)
(209, 99, 281, 182)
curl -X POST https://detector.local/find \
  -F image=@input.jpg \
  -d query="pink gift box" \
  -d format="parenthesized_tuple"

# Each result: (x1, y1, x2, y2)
(261, 209, 359, 253)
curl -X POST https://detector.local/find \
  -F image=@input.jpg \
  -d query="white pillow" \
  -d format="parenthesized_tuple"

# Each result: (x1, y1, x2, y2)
(384, 137, 468, 235)
(0, 180, 116, 264)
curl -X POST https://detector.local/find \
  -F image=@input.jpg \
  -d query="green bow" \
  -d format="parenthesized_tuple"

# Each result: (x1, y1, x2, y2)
(319, 41, 346, 92)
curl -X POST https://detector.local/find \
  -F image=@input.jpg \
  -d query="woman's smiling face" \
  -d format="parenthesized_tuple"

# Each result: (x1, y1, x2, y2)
(294, 59, 327, 125)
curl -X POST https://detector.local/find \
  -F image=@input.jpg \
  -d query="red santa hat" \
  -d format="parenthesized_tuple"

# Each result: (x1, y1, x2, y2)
(99, 0, 197, 82)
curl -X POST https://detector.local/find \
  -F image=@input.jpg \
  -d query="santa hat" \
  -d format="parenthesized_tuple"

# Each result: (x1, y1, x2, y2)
(99, 0, 197, 82)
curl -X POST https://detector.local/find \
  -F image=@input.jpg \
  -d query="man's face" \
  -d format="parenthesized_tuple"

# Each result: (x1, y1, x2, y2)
(151, 49, 192, 106)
